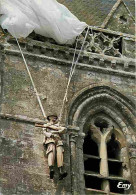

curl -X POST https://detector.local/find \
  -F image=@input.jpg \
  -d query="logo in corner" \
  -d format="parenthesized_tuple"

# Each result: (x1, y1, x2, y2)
(117, 182, 131, 190)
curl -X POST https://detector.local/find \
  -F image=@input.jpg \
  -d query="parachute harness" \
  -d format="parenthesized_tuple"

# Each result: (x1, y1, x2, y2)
(15, 26, 90, 122)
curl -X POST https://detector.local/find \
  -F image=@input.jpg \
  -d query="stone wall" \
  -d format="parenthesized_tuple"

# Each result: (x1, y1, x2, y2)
(0, 27, 136, 194)
(0, 118, 71, 195)
(0, 44, 4, 113)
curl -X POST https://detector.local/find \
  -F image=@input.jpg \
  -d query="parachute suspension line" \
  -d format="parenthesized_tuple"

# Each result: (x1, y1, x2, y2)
(58, 26, 90, 124)
(69, 37, 79, 79)
(58, 36, 79, 120)
(15, 37, 47, 119)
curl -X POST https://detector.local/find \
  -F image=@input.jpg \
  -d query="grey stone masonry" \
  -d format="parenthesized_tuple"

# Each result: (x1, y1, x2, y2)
(0, 25, 135, 195)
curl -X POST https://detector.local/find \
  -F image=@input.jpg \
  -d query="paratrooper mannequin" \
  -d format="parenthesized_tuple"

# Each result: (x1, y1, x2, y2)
(35, 115, 67, 180)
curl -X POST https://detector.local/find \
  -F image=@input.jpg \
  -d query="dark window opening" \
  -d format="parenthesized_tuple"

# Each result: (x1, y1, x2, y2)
(107, 133, 121, 160)
(83, 132, 99, 156)
(84, 158, 100, 173)
(119, 16, 128, 24)
(84, 175, 103, 190)
(108, 161, 122, 177)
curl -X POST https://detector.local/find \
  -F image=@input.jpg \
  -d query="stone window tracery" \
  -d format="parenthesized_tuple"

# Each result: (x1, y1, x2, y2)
(83, 117, 131, 194)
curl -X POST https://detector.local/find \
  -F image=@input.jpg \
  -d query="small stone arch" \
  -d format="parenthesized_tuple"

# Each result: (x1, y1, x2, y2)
(68, 85, 136, 135)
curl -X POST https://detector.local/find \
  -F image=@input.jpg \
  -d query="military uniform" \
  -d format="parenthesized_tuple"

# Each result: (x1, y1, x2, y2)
(43, 126, 64, 168)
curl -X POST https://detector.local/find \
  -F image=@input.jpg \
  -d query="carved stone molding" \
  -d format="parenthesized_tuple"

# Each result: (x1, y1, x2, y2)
(67, 126, 80, 195)
(83, 32, 122, 58)
(68, 125, 80, 142)
(128, 143, 136, 158)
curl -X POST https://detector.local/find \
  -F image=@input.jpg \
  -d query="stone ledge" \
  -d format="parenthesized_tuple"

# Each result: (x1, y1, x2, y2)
(85, 188, 123, 195)
(0, 113, 46, 124)
(6, 38, 136, 62)
(85, 171, 129, 182)
(5, 37, 136, 70)
(4, 49, 136, 79)
(85, 188, 107, 194)
(0, 113, 71, 127)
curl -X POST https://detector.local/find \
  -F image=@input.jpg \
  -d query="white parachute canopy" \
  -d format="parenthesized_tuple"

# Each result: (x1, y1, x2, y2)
(0, 0, 87, 44)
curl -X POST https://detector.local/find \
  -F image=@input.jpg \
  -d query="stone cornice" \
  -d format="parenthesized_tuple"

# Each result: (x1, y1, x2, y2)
(4, 49, 135, 78)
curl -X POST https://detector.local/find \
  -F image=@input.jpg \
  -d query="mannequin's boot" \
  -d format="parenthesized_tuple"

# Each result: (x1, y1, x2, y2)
(49, 166, 54, 179)
(58, 167, 67, 180)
